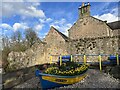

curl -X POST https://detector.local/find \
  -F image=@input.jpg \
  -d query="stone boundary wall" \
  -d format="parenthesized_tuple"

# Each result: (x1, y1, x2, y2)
(6, 43, 46, 72)
(69, 35, 120, 62)
(5, 35, 120, 72)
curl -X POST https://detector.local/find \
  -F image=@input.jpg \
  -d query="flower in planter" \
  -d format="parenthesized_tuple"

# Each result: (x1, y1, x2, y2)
(44, 63, 89, 76)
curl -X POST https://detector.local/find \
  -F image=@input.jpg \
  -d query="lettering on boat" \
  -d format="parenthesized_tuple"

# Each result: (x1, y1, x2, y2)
(55, 79, 67, 82)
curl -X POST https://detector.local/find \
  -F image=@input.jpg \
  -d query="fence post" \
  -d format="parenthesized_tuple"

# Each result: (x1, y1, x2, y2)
(50, 56, 52, 64)
(84, 55, 86, 64)
(60, 55, 62, 66)
(98, 55, 102, 71)
(71, 55, 73, 62)
(116, 54, 119, 65)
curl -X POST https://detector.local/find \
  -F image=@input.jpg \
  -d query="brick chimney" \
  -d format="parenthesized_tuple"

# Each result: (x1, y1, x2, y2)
(78, 2, 91, 18)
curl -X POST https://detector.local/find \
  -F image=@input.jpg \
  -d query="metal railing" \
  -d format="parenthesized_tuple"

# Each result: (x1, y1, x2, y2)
(49, 54, 119, 71)
(51, 54, 116, 56)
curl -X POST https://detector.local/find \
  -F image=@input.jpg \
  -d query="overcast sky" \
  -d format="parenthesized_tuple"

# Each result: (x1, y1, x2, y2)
(1, 1, 119, 41)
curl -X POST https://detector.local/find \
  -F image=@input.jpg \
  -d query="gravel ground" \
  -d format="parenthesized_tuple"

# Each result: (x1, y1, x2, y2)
(13, 77, 40, 88)
(54, 69, 120, 89)
(13, 69, 120, 89)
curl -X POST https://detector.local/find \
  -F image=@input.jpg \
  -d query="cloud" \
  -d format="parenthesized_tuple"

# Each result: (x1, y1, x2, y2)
(13, 23, 22, 31)
(110, 8, 118, 16)
(39, 18, 53, 24)
(32, 2, 40, 6)
(13, 23, 29, 32)
(50, 18, 72, 36)
(20, 6, 45, 18)
(34, 24, 44, 32)
(1, 23, 12, 30)
(1, 22, 29, 32)
(1, 22, 45, 40)
(46, 18, 53, 22)
(39, 19, 46, 23)
(38, 32, 48, 40)
(2, 0, 119, 2)
(93, 3, 119, 23)
(3, 0, 24, 2)
(1, 22, 45, 33)
(2, 2, 45, 18)
(53, 18, 66, 25)
(3, 0, 40, 2)
(93, 13, 118, 23)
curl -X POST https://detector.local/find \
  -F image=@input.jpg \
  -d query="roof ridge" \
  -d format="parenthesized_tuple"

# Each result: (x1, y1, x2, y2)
(107, 21, 120, 30)
(50, 26, 70, 41)
(107, 20, 120, 24)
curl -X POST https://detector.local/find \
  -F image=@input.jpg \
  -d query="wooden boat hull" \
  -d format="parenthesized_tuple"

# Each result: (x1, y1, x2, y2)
(35, 70, 88, 89)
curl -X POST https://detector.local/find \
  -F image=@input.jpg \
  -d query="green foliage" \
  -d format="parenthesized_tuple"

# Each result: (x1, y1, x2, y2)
(60, 61, 81, 70)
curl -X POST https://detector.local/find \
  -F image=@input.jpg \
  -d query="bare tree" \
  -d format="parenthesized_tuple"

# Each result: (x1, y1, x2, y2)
(11, 30, 22, 43)
(2, 36, 10, 48)
(2, 36, 10, 71)
(25, 28, 39, 47)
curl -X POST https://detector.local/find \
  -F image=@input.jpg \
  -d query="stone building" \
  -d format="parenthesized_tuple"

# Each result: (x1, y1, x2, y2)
(42, 2, 120, 62)
(68, 2, 119, 39)
(43, 26, 70, 61)
(107, 21, 120, 36)
(6, 2, 120, 71)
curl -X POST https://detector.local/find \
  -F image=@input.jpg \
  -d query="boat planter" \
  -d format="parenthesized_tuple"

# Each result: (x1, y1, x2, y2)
(35, 63, 88, 89)
(35, 69, 87, 89)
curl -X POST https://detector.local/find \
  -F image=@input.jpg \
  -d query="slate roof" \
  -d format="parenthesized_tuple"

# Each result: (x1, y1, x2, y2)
(107, 21, 120, 30)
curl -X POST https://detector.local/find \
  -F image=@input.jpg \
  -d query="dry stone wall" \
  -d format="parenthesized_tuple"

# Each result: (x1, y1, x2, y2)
(69, 36, 120, 62)
(7, 42, 46, 71)
(6, 34, 69, 71)
(6, 35, 120, 71)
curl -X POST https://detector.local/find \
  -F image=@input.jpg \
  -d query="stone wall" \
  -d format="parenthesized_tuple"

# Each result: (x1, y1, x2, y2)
(6, 27, 69, 71)
(69, 35, 120, 62)
(44, 41, 69, 62)
(43, 26, 69, 63)
(6, 42, 46, 71)
(6, 35, 119, 71)
(68, 16, 113, 39)
(112, 29, 120, 36)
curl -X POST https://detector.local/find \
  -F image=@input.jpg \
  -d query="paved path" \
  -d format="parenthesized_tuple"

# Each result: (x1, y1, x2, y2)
(13, 69, 120, 89)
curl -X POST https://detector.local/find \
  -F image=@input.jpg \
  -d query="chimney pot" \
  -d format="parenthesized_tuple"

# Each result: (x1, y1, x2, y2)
(78, 2, 91, 18)
(88, 2, 90, 5)
(82, 2, 85, 7)
(104, 20, 107, 23)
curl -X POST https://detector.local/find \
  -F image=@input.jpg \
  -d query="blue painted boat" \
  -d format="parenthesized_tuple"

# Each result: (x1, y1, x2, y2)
(35, 68, 88, 89)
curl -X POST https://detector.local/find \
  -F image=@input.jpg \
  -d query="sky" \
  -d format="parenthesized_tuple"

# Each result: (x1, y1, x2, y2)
(0, 1, 119, 43)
